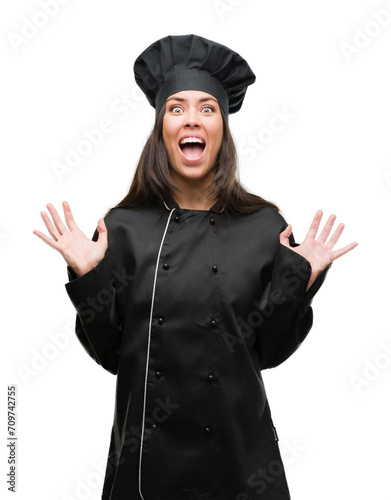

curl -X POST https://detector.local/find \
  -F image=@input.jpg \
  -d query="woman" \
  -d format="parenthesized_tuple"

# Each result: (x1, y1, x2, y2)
(34, 35, 357, 500)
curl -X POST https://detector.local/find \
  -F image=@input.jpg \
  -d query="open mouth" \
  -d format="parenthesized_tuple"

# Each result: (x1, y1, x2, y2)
(178, 137, 206, 163)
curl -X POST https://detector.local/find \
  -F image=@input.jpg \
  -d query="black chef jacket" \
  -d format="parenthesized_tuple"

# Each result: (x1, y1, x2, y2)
(65, 194, 331, 500)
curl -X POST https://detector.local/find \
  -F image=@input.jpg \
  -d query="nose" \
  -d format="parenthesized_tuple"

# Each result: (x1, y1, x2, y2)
(184, 107, 200, 128)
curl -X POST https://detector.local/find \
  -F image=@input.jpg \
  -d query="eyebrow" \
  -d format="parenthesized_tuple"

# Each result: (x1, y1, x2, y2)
(166, 96, 218, 103)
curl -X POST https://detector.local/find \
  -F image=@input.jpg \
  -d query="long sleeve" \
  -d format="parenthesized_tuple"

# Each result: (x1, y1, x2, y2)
(256, 228, 332, 370)
(65, 225, 124, 375)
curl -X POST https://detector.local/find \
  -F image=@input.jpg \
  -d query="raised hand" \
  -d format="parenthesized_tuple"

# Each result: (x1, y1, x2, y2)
(33, 201, 108, 278)
(279, 210, 358, 292)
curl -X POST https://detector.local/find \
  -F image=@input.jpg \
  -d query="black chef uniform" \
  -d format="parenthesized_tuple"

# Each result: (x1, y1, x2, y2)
(65, 34, 332, 500)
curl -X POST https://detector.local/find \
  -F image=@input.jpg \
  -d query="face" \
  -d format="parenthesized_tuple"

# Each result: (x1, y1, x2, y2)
(162, 90, 224, 186)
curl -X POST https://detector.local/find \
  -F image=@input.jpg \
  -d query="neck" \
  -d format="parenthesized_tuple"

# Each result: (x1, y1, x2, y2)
(172, 190, 217, 210)
(169, 170, 217, 210)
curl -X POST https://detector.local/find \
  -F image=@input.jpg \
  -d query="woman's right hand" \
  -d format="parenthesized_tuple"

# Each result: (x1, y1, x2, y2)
(33, 201, 108, 278)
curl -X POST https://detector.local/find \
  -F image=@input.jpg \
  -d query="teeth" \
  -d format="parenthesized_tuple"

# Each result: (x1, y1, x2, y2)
(179, 137, 205, 145)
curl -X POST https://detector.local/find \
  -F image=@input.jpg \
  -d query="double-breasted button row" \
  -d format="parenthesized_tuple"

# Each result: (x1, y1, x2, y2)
(154, 370, 214, 382)
(163, 262, 218, 273)
(154, 371, 214, 383)
(172, 214, 215, 224)
(152, 421, 212, 435)
(157, 317, 218, 327)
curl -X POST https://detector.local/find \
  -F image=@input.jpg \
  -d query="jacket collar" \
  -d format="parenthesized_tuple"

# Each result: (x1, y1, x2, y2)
(163, 193, 225, 213)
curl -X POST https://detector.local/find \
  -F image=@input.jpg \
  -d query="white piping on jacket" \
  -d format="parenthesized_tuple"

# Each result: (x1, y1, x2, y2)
(138, 207, 176, 500)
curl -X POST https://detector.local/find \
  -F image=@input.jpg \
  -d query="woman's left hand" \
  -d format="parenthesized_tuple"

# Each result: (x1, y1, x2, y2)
(279, 210, 358, 292)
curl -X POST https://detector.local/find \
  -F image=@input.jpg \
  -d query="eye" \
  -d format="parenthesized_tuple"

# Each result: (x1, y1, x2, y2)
(170, 106, 183, 114)
(201, 106, 215, 113)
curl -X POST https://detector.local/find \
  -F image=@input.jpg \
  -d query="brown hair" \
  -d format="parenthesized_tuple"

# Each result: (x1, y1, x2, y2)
(105, 104, 280, 225)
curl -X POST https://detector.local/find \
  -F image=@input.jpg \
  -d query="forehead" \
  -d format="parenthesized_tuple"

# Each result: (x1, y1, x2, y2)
(166, 90, 218, 103)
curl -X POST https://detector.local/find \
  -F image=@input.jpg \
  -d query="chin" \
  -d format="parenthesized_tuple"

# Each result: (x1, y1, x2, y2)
(171, 161, 210, 178)
(182, 166, 213, 180)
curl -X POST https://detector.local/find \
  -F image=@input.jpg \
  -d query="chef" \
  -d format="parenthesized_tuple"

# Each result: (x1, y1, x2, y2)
(34, 34, 358, 500)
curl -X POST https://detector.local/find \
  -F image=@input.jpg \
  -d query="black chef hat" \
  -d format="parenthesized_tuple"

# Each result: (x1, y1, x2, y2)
(133, 34, 256, 117)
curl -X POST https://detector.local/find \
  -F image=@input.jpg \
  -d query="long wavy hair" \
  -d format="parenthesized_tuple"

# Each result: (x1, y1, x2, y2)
(105, 103, 280, 225)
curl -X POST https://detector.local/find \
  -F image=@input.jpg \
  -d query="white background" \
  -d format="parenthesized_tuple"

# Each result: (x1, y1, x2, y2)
(1, 0, 390, 499)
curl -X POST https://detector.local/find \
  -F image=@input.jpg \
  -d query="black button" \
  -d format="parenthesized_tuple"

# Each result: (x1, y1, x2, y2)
(174, 216, 180, 223)
(204, 425, 211, 434)
(210, 217, 215, 225)
(151, 423, 157, 430)
(163, 263, 169, 270)
(212, 265, 218, 273)
(210, 319, 217, 328)
(208, 374, 214, 382)
(156, 371, 161, 378)
(158, 317, 164, 325)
